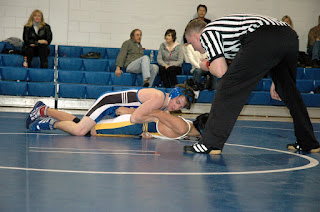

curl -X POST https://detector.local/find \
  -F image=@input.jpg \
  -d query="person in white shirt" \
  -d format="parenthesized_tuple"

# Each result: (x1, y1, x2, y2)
(186, 44, 217, 90)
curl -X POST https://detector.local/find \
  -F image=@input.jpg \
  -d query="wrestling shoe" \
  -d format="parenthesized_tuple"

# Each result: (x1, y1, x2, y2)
(26, 101, 48, 129)
(29, 118, 56, 131)
(184, 143, 222, 155)
(287, 142, 320, 153)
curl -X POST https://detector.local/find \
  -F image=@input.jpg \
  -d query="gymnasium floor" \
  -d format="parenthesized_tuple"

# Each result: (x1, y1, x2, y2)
(0, 111, 319, 212)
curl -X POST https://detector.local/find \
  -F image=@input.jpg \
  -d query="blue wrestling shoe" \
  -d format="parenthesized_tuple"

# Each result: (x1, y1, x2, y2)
(29, 118, 56, 131)
(184, 143, 222, 155)
(26, 101, 48, 129)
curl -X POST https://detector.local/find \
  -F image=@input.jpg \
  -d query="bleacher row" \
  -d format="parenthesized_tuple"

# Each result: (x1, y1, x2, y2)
(0, 43, 319, 107)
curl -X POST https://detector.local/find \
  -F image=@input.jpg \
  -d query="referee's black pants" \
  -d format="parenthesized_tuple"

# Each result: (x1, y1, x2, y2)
(201, 25, 319, 151)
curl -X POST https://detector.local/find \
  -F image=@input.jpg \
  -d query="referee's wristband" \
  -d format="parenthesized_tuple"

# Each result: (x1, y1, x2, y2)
(206, 60, 210, 70)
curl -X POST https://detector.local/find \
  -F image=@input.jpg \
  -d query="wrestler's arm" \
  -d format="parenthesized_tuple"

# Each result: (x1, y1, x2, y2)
(130, 92, 165, 124)
(151, 110, 189, 136)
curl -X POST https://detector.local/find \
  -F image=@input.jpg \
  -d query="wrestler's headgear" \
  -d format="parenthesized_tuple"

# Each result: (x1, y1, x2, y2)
(193, 113, 209, 136)
(168, 84, 195, 109)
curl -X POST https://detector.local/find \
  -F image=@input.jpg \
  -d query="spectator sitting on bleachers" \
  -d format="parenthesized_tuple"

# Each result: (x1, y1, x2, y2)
(186, 44, 217, 90)
(157, 29, 184, 88)
(115, 29, 158, 87)
(307, 15, 320, 68)
(22, 9, 52, 68)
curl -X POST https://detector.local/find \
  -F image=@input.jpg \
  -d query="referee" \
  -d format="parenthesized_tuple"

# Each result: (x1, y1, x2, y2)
(184, 14, 320, 154)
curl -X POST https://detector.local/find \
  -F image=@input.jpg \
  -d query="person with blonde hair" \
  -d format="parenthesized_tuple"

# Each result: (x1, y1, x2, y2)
(23, 9, 52, 68)
(281, 15, 293, 28)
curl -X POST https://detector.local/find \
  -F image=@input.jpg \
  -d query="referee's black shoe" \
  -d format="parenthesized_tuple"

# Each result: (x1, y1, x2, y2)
(287, 142, 320, 153)
(184, 143, 222, 155)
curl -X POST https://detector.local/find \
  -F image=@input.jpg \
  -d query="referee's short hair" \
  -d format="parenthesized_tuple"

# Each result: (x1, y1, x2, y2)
(185, 19, 207, 37)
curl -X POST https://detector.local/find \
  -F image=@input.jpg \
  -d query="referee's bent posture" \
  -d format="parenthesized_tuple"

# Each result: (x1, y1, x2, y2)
(184, 14, 320, 154)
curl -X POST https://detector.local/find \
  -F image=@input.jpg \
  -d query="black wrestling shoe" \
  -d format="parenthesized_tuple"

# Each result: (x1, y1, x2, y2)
(184, 143, 222, 155)
(287, 142, 320, 153)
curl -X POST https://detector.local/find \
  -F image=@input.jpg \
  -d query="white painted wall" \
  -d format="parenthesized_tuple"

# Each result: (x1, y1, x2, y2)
(0, 0, 319, 51)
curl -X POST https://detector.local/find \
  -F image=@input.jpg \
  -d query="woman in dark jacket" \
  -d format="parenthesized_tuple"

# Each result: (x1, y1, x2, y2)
(23, 9, 52, 68)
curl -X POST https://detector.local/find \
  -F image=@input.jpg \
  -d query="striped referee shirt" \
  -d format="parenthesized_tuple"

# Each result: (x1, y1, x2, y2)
(200, 14, 289, 62)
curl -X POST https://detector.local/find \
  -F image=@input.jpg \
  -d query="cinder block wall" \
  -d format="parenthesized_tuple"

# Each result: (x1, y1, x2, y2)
(0, 0, 319, 51)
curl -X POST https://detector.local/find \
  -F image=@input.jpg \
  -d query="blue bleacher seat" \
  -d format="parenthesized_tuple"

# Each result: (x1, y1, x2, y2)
(83, 59, 109, 72)
(49, 45, 55, 56)
(112, 86, 141, 92)
(30, 56, 55, 69)
(182, 63, 192, 75)
(86, 85, 113, 99)
(58, 45, 82, 58)
(296, 67, 305, 79)
(314, 80, 320, 91)
(301, 93, 320, 107)
(58, 57, 83, 70)
(107, 59, 117, 72)
(144, 49, 158, 63)
(0, 42, 5, 53)
(1, 54, 24, 67)
(106, 48, 120, 59)
(111, 73, 136, 86)
(177, 75, 188, 84)
(28, 82, 55, 97)
(196, 90, 215, 103)
(58, 70, 84, 84)
(254, 80, 264, 91)
(135, 74, 143, 86)
(153, 75, 161, 87)
(304, 68, 320, 80)
(84, 72, 111, 85)
(262, 79, 272, 91)
(0, 81, 27, 96)
(58, 84, 86, 98)
(0, 67, 28, 81)
(28, 68, 55, 82)
(296, 80, 315, 93)
(246, 92, 271, 105)
(82, 47, 107, 59)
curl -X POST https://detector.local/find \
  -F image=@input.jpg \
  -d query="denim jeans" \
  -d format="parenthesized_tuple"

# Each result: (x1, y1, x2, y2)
(126, 55, 159, 87)
(193, 68, 218, 89)
(308, 40, 320, 60)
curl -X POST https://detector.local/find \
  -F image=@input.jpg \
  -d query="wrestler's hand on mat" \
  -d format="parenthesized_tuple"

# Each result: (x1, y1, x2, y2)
(115, 107, 136, 116)
(270, 82, 281, 101)
(141, 132, 153, 139)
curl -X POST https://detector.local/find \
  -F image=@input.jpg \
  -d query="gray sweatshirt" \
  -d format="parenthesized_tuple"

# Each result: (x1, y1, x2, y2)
(157, 42, 184, 67)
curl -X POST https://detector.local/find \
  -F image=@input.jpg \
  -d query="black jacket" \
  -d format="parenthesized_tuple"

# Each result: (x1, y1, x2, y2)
(23, 24, 52, 47)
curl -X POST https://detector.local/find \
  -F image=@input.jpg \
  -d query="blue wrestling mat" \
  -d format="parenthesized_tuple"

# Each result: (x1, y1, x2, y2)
(0, 112, 319, 211)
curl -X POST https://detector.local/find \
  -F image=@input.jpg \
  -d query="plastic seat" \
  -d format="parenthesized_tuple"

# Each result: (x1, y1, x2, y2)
(246, 91, 271, 105)
(0, 81, 27, 96)
(182, 63, 192, 75)
(262, 79, 272, 91)
(254, 80, 264, 91)
(107, 59, 117, 72)
(49, 45, 55, 56)
(177, 75, 188, 84)
(0, 67, 28, 81)
(28, 68, 55, 82)
(58, 70, 84, 84)
(296, 80, 315, 93)
(30, 56, 55, 69)
(58, 58, 83, 70)
(296, 67, 305, 79)
(84, 72, 111, 85)
(86, 85, 113, 99)
(196, 90, 216, 103)
(28, 82, 55, 97)
(58, 45, 82, 57)
(1, 54, 24, 67)
(83, 59, 109, 72)
(0, 42, 5, 53)
(58, 83, 86, 98)
(82, 47, 107, 59)
(112, 86, 141, 92)
(106, 48, 120, 59)
(301, 93, 320, 107)
(111, 73, 136, 86)
(304, 68, 320, 80)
